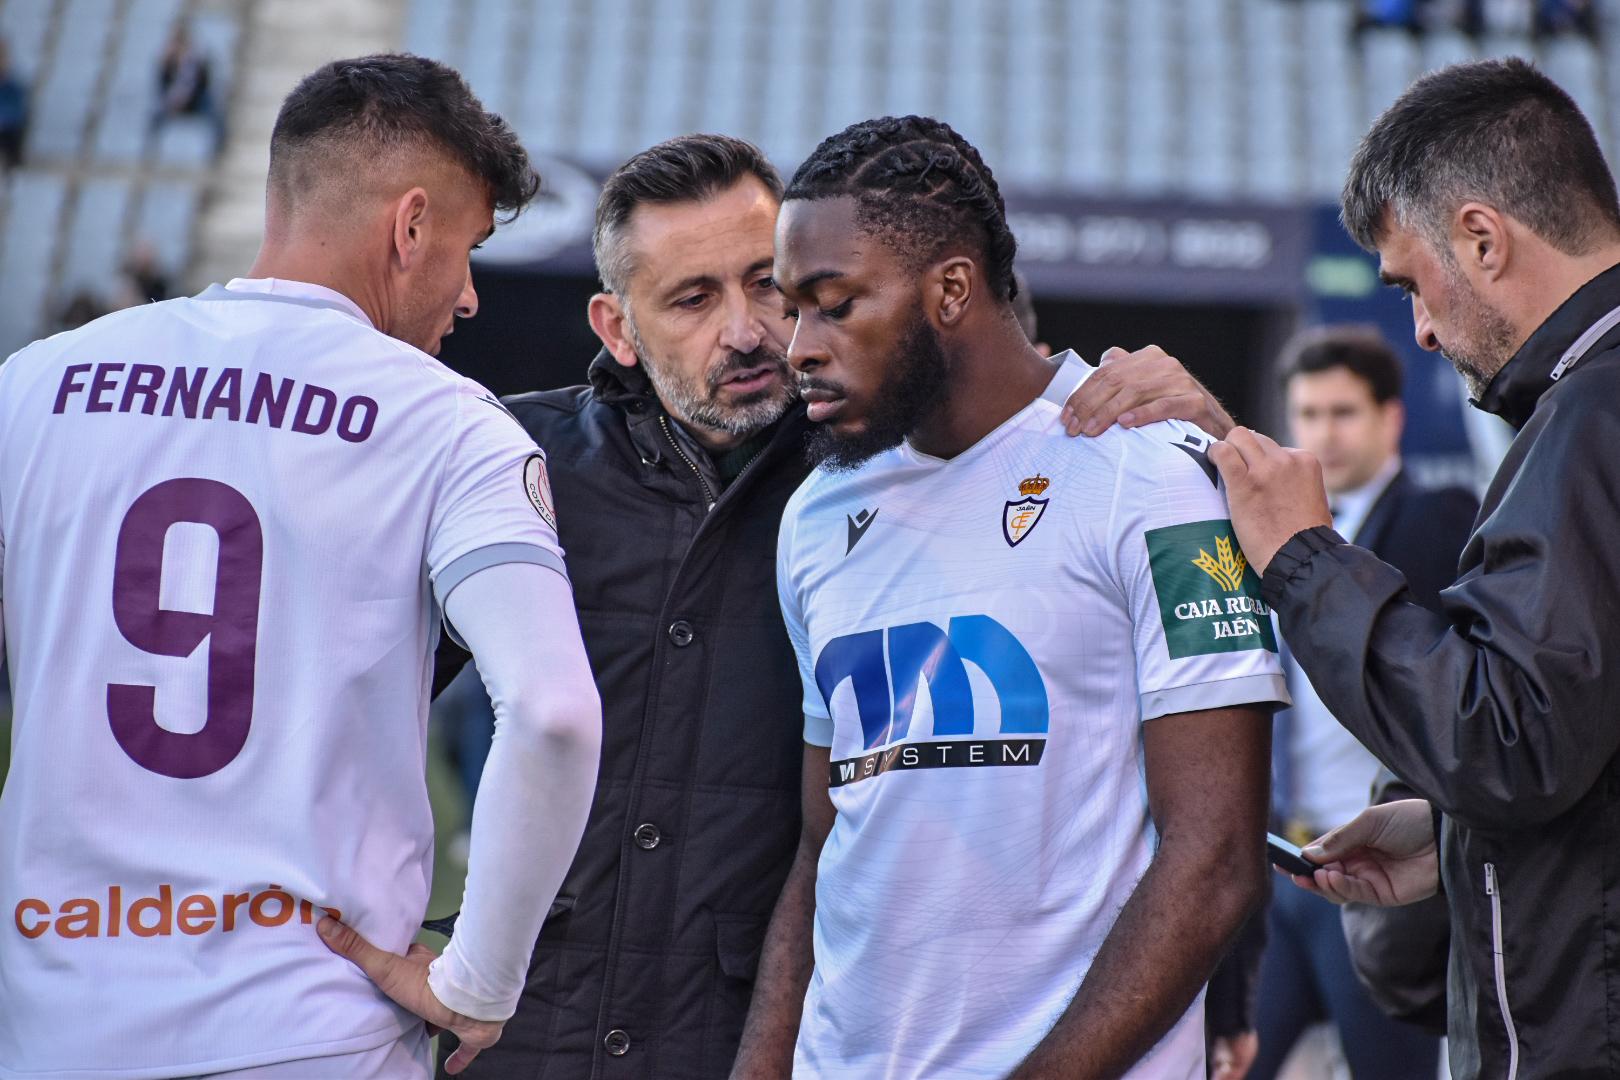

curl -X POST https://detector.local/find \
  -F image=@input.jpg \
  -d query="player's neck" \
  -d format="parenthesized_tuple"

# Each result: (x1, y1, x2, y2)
(245, 244, 385, 330)
(908, 331, 1055, 460)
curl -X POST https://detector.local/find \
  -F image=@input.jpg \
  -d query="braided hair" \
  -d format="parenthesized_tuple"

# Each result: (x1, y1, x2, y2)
(785, 116, 1019, 301)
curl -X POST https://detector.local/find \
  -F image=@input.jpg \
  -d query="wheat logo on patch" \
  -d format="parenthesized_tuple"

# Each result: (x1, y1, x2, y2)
(1192, 535, 1247, 592)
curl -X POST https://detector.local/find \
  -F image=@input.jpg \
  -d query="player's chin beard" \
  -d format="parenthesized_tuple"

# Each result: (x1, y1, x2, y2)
(806, 312, 950, 472)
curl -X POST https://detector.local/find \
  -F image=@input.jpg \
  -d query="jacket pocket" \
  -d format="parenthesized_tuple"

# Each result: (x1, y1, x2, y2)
(1485, 862, 1521, 1080)
(703, 912, 768, 1076)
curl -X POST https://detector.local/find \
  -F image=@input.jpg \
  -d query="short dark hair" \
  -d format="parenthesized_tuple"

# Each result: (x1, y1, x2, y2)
(1278, 325, 1404, 404)
(784, 116, 1019, 302)
(593, 134, 784, 294)
(1342, 57, 1620, 255)
(270, 54, 539, 221)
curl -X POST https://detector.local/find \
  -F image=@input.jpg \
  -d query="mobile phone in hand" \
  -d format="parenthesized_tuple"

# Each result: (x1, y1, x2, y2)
(1266, 832, 1320, 876)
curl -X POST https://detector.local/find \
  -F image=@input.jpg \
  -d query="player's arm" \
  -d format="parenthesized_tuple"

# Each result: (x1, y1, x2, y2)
(730, 742, 834, 1080)
(1009, 704, 1270, 1079)
(320, 561, 601, 1072)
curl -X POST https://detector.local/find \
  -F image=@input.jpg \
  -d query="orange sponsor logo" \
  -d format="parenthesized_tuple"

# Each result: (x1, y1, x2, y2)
(13, 884, 341, 941)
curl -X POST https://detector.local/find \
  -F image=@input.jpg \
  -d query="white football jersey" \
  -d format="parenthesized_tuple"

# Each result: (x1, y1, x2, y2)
(0, 279, 566, 1077)
(778, 353, 1288, 1079)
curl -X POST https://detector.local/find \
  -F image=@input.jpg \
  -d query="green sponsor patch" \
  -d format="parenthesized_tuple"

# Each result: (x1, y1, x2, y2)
(1145, 519, 1277, 659)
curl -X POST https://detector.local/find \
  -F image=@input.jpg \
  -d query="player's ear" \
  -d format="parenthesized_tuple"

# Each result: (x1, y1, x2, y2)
(933, 256, 974, 329)
(587, 292, 640, 369)
(391, 187, 431, 271)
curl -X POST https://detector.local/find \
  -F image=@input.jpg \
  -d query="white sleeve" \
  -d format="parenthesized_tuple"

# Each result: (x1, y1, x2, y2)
(1111, 427, 1290, 720)
(426, 561, 602, 1021)
(427, 385, 567, 612)
(777, 502, 833, 747)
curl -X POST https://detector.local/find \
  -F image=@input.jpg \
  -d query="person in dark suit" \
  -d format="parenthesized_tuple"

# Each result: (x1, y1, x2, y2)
(1248, 326, 1477, 1079)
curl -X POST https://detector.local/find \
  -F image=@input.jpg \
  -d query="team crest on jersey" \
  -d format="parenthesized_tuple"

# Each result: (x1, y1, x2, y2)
(523, 453, 557, 530)
(1003, 473, 1050, 547)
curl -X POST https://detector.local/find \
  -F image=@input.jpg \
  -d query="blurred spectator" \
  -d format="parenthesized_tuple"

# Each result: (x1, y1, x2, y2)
(1010, 268, 1051, 358)
(1248, 327, 1473, 1080)
(155, 25, 212, 124)
(0, 38, 27, 173)
(57, 291, 108, 332)
(116, 241, 171, 306)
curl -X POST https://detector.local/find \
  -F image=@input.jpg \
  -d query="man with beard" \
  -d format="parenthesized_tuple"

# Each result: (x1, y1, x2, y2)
(1201, 58, 1620, 1077)
(432, 134, 808, 1078)
(731, 116, 1287, 1079)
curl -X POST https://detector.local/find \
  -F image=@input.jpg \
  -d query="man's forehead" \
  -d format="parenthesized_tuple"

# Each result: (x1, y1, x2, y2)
(624, 185, 778, 285)
(774, 196, 872, 287)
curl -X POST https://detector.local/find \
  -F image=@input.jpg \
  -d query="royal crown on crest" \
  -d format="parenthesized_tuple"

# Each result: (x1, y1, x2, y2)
(1018, 474, 1050, 497)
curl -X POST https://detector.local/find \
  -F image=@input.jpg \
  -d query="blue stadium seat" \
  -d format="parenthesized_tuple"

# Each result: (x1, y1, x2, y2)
(61, 175, 133, 298)
(0, 172, 69, 354)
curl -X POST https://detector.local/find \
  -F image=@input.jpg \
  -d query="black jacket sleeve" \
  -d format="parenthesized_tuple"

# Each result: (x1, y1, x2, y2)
(1262, 383, 1620, 830)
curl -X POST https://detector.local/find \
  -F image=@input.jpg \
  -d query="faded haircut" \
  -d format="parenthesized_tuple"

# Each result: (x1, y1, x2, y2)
(269, 53, 539, 221)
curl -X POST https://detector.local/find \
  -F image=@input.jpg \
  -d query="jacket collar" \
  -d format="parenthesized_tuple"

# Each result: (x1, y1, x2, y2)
(1476, 260, 1620, 429)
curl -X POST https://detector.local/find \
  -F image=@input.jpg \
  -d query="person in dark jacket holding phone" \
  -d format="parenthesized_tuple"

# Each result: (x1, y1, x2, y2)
(1208, 59, 1620, 1079)
(1060, 56, 1620, 1080)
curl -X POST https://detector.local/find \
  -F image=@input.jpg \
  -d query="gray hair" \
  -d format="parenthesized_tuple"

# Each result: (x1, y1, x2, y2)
(592, 133, 783, 295)
(1341, 57, 1620, 256)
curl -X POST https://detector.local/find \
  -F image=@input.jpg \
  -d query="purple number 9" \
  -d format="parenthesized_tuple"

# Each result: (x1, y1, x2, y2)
(109, 478, 263, 778)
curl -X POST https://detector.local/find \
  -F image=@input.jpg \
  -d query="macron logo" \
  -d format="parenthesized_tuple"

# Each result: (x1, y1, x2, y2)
(846, 508, 879, 554)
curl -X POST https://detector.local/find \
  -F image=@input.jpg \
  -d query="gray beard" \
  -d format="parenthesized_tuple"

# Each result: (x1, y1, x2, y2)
(626, 317, 794, 440)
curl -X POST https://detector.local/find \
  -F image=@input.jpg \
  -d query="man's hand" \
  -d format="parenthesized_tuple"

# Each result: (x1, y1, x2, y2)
(1060, 345, 1235, 438)
(318, 916, 504, 1075)
(1210, 1031, 1259, 1080)
(1207, 427, 1332, 574)
(1288, 799, 1440, 908)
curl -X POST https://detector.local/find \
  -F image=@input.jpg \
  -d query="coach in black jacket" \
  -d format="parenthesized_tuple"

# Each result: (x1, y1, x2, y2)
(434, 136, 813, 1079)
(1212, 60, 1620, 1077)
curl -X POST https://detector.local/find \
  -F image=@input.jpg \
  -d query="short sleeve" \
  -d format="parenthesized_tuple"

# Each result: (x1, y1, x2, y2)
(1110, 425, 1290, 720)
(426, 384, 568, 610)
(777, 499, 833, 747)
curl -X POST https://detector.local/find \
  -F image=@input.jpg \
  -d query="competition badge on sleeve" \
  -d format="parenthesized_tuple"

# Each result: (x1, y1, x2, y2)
(1145, 520, 1278, 658)
(523, 452, 557, 531)
(1003, 473, 1050, 547)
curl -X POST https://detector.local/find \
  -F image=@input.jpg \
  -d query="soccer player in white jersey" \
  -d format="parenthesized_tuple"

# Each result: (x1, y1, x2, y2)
(0, 56, 601, 1078)
(731, 116, 1287, 1079)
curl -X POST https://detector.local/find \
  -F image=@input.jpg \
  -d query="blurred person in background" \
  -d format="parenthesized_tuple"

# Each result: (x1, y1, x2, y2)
(1247, 326, 1472, 1080)
(0, 37, 26, 174)
(117, 240, 171, 306)
(154, 23, 211, 125)
(0, 54, 601, 1076)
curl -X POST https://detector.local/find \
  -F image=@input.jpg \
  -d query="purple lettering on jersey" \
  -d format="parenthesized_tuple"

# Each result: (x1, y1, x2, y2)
(108, 478, 263, 779)
(246, 374, 294, 427)
(121, 365, 166, 415)
(291, 384, 336, 435)
(202, 368, 243, 422)
(86, 364, 126, 413)
(52, 364, 92, 414)
(336, 396, 378, 443)
(161, 367, 208, 418)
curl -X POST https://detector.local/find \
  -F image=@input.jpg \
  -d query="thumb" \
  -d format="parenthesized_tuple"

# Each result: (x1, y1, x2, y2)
(1305, 811, 1377, 863)
(317, 916, 395, 984)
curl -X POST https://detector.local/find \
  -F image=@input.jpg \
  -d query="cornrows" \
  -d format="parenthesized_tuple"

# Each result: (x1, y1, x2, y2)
(786, 116, 1020, 302)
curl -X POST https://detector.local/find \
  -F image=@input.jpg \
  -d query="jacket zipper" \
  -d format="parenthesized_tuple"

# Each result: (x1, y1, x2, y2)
(659, 414, 717, 510)
(1485, 862, 1521, 1080)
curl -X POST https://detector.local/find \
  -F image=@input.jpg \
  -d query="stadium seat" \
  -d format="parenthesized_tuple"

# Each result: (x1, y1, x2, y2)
(0, 172, 69, 354)
(91, 0, 185, 164)
(60, 176, 133, 298)
(27, 0, 118, 162)
(132, 178, 199, 289)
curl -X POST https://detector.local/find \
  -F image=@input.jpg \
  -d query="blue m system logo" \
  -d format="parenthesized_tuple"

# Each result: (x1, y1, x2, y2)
(814, 614, 1050, 751)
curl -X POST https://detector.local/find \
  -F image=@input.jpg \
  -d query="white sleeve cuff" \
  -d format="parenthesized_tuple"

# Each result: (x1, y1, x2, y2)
(803, 711, 834, 747)
(427, 947, 520, 1022)
(1140, 673, 1291, 721)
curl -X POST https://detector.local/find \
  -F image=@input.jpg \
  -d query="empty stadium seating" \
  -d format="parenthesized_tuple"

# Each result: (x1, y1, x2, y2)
(2, 0, 1618, 357)
(0, 0, 235, 356)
